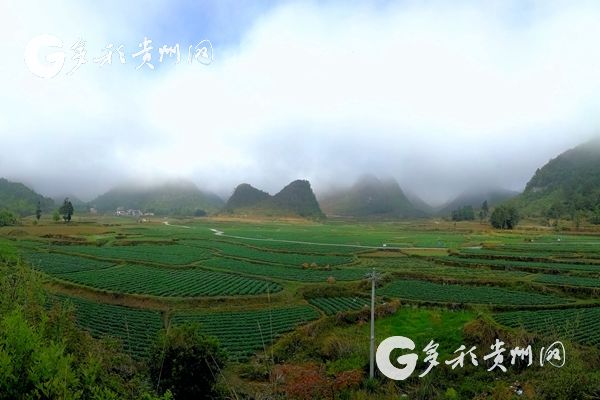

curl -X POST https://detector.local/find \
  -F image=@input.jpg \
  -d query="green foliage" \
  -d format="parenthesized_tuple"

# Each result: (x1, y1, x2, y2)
(52, 210, 60, 222)
(0, 210, 18, 227)
(59, 198, 74, 222)
(515, 139, 600, 216)
(149, 324, 227, 400)
(490, 204, 520, 229)
(0, 261, 170, 400)
(451, 205, 475, 221)
(0, 178, 54, 217)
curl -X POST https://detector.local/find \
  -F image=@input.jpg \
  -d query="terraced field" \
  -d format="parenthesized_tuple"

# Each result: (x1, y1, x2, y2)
(184, 239, 355, 266)
(54, 244, 212, 265)
(171, 306, 320, 359)
(379, 279, 570, 306)
(49, 295, 163, 359)
(23, 251, 114, 274)
(55, 264, 282, 297)
(534, 274, 600, 288)
(202, 257, 367, 282)
(309, 297, 370, 315)
(445, 255, 600, 273)
(494, 307, 600, 346)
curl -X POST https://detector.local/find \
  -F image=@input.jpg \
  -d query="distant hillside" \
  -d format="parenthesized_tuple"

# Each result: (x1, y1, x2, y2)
(404, 190, 435, 214)
(91, 180, 223, 216)
(319, 175, 426, 218)
(509, 139, 600, 216)
(0, 178, 54, 217)
(222, 180, 324, 219)
(439, 188, 519, 216)
(224, 184, 270, 211)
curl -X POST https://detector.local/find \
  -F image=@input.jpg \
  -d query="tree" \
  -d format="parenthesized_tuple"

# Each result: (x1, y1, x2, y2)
(35, 201, 42, 221)
(490, 205, 520, 229)
(481, 200, 489, 218)
(149, 324, 227, 400)
(0, 210, 18, 227)
(451, 205, 475, 221)
(59, 198, 74, 223)
(52, 210, 60, 222)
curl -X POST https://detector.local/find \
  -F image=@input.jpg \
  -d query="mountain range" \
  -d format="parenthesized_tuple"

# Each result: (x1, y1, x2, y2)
(223, 180, 324, 219)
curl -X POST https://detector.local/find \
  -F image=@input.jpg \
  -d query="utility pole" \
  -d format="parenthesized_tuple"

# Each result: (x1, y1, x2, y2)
(366, 268, 381, 379)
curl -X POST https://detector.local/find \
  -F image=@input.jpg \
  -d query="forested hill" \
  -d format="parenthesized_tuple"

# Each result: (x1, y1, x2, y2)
(91, 181, 224, 216)
(0, 178, 54, 216)
(510, 139, 600, 216)
(319, 175, 426, 218)
(222, 180, 325, 219)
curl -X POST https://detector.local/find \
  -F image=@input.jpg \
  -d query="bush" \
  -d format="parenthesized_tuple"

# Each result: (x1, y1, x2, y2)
(490, 205, 520, 229)
(0, 210, 18, 227)
(148, 324, 227, 400)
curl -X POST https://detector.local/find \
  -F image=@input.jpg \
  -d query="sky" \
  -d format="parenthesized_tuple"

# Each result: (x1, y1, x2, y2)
(1, 0, 600, 206)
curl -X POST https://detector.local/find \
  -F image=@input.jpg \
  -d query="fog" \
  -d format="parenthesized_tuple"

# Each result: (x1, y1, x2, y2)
(1, 1, 599, 206)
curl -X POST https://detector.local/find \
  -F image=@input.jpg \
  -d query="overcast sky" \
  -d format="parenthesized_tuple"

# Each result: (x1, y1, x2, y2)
(1, 0, 599, 206)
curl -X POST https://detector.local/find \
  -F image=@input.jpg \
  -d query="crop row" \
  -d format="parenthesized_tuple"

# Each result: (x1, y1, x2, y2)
(534, 274, 600, 288)
(183, 240, 354, 267)
(56, 244, 212, 265)
(309, 297, 370, 315)
(494, 307, 600, 346)
(378, 279, 569, 306)
(55, 264, 282, 297)
(171, 306, 320, 359)
(201, 258, 368, 282)
(371, 257, 529, 280)
(446, 256, 600, 273)
(23, 251, 114, 275)
(49, 295, 163, 359)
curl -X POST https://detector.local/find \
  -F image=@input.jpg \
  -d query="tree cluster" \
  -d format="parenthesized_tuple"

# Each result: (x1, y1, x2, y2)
(490, 205, 520, 229)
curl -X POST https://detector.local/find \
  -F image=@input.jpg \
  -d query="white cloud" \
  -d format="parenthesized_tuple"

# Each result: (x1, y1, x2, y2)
(1, 1, 600, 203)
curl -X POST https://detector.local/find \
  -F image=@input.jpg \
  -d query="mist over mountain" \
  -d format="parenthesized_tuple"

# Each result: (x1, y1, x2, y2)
(319, 175, 425, 218)
(509, 139, 600, 216)
(223, 180, 324, 219)
(438, 188, 520, 216)
(0, 178, 54, 217)
(90, 180, 224, 216)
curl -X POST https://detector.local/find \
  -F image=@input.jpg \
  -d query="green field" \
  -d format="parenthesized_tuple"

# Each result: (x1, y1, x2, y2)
(494, 307, 600, 346)
(379, 278, 570, 306)
(171, 306, 319, 359)
(309, 296, 371, 315)
(5, 216, 600, 384)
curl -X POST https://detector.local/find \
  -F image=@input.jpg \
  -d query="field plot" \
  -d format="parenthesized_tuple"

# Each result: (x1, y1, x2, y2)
(23, 251, 114, 275)
(55, 264, 282, 297)
(54, 244, 211, 265)
(202, 257, 368, 282)
(171, 306, 319, 359)
(379, 279, 570, 306)
(309, 297, 370, 315)
(370, 257, 529, 280)
(494, 307, 600, 346)
(183, 239, 355, 266)
(446, 255, 600, 273)
(50, 295, 163, 359)
(534, 274, 600, 288)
